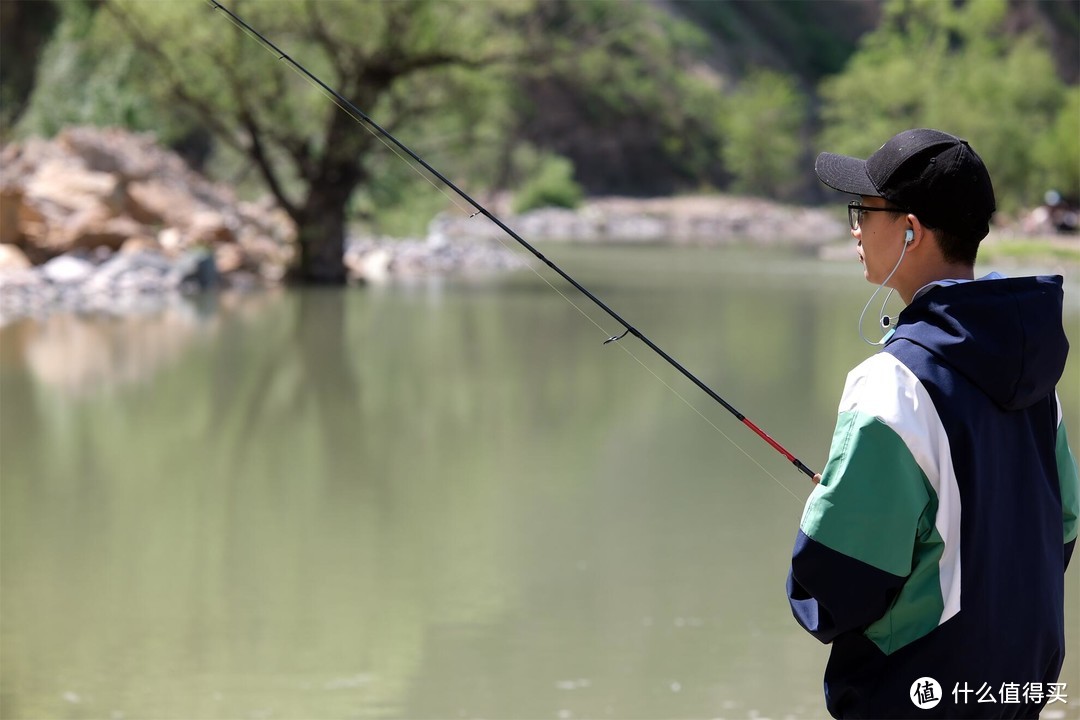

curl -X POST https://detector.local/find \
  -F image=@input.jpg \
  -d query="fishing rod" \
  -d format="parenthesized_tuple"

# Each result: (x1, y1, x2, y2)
(208, 0, 816, 481)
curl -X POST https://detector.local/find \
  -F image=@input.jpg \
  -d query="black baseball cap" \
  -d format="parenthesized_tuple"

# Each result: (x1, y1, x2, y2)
(815, 129, 996, 241)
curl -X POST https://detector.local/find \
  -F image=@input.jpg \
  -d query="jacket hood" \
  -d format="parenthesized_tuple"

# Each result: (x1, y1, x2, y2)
(888, 276, 1069, 411)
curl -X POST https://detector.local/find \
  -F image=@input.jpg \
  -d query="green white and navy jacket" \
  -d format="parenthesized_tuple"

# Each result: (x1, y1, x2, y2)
(788, 275, 1078, 719)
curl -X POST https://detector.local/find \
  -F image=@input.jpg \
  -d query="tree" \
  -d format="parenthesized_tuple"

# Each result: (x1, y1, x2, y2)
(25, 1, 728, 279)
(817, 0, 1070, 211)
(1034, 86, 1080, 203)
(0, 0, 61, 138)
(721, 70, 807, 198)
(510, 0, 727, 195)
(98, 0, 524, 284)
(15, 1, 191, 143)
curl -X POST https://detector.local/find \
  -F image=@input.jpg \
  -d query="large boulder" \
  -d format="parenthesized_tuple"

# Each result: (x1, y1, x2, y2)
(0, 126, 295, 279)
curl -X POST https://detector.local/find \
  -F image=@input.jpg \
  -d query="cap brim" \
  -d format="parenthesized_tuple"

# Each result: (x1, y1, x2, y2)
(815, 152, 880, 197)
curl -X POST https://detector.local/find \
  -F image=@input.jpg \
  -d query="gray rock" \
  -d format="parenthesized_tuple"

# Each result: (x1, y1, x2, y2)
(41, 255, 95, 284)
(0, 247, 250, 324)
(174, 248, 219, 290)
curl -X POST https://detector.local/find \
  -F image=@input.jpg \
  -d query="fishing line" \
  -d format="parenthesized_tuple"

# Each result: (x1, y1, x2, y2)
(608, 342, 804, 502)
(207, 0, 817, 487)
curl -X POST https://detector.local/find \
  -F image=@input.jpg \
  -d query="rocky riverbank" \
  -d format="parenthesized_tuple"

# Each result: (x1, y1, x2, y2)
(0, 126, 295, 323)
(343, 196, 846, 283)
(0, 127, 850, 322)
(426, 195, 845, 248)
(5, 126, 1068, 324)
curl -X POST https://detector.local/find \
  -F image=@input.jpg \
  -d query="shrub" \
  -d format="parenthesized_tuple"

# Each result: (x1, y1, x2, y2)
(513, 152, 584, 213)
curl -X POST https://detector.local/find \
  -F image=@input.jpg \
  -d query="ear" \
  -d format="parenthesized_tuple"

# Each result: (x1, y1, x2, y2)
(904, 214, 930, 251)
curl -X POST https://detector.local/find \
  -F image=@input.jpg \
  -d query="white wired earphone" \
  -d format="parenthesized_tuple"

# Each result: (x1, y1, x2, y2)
(858, 228, 914, 346)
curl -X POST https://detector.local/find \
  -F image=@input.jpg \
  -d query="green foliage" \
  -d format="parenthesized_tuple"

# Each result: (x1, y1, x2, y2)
(721, 70, 808, 198)
(16, 2, 191, 142)
(13, 0, 1075, 231)
(817, 0, 1070, 210)
(514, 1, 727, 193)
(0, 0, 61, 138)
(355, 58, 520, 236)
(1034, 86, 1080, 201)
(511, 148, 583, 213)
(348, 157, 453, 238)
(675, 0, 862, 80)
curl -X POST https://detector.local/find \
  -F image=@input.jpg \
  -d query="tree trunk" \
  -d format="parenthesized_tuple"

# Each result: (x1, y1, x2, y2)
(291, 185, 353, 285)
(289, 98, 374, 285)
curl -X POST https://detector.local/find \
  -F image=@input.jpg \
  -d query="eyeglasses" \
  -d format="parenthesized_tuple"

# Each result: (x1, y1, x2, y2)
(848, 202, 906, 231)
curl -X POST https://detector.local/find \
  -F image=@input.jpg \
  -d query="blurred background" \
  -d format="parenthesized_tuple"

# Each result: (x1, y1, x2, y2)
(1, 1, 1078, 719)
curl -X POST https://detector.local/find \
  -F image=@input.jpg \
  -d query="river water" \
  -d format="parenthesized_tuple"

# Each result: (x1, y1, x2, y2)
(2, 245, 1078, 720)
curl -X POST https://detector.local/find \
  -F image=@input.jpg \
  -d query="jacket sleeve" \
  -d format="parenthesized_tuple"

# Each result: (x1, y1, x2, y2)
(788, 356, 933, 645)
(1055, 395, 1079, 571)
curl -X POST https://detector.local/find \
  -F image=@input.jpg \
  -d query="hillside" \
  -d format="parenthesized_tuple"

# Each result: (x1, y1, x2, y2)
(2, 0, 1077, 205)
(668, 0, 1077, 86)
(514, 0, 1078, 198)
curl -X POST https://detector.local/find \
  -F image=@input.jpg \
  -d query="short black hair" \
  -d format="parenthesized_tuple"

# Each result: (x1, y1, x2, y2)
(930, 225, 981, 266)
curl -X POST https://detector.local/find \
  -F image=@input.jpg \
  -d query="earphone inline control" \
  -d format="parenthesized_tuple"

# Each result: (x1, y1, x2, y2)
(858, 228, 913, 345)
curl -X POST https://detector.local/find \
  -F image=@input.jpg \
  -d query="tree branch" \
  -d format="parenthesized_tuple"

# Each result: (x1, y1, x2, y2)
(236, 106, 300, 219)
(104, 1, 245, 155)
(303, 0, 349, 81)
(108, 1, 306, 218)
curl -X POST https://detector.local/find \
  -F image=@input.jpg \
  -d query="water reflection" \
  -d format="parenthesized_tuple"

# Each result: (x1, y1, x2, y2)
(2, 247, 1077, 720)
(2, 292, 279, 395)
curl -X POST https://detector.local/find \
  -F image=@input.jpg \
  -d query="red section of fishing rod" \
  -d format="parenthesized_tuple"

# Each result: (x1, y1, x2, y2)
(208, 0, 817, 482)
(742, 418, 816, 478)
